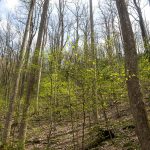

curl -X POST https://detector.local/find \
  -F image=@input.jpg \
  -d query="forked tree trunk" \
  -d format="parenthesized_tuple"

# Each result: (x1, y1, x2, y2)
(2, 0, 36, 145)
(116, 0, 150, 149)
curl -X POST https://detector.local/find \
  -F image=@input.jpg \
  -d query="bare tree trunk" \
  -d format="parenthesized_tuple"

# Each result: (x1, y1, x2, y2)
(60, 0, 64, 52)
(81, 86, 86, 150)
(2, 0, 36, 145)
(67, 75, 76, 149)
(18, 0, 49, 148)
(17, 14, 35, 121)
(57, 0, 65, 67)
(35, 17, 48, 113)
(35, 47, 43, 113)
(89, 0, 99, 123)
(116, 0, 150, 149)
(133, 0, 150, 61)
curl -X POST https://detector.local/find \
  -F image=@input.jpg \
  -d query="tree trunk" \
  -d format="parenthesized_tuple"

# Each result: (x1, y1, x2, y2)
(17, 14, 35, 120)
(89, 0, 99, 123)
(2, 0, 36, 145)
(133, 0, 150, 61)
(57, 0, 64, 67)
(18, 0, 49, 148)
(116, 0, 150, 149)
(35, 25, 47, 113)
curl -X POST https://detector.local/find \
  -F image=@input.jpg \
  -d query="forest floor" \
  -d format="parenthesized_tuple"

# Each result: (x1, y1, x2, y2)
(1, 100, 150, 150)
(23, 101, 150, 149)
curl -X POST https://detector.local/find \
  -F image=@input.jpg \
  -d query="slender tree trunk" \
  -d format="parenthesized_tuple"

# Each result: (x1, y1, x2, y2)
(67, 76, 76, 149)
(17, 15, 35, 121)
(19, 16, 34, 101)
(81, 86, 86, 150)
(57, 0, 64, 68)
(116, 0, 150, 149)
(133, 0, 150, 61)
(35, 18, 48, 113)
(89, 0, 99, 123)
(35, 48, 43, 113)
(18, 0, 49, 148)
(2, 0, 36, 145)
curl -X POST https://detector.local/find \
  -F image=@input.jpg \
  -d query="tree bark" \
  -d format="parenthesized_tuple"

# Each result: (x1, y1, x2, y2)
(18, 0, 49, 149)
(133, 0, 150, 61)
(116, 0, 150, 149)
(2, 0, 36, 145)
(89, 0, 99, 123)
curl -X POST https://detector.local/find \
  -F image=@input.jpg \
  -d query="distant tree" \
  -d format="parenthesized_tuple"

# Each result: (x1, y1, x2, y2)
(133, 0, 150, 61)
(89, 0, 99, 123)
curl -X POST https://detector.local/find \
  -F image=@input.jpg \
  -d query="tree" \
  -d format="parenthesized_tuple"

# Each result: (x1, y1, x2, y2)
(89, 0, 99, 123)
(133, 0, 150, 61)
(18, 0, 49, 148)
(116, 0, 150, 149)
(2, 0, 36, 146)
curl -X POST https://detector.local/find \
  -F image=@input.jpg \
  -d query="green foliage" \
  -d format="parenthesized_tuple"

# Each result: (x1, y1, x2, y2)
(37, 53, 129, 120)
(139, 56, 150, 80)
(20, 52, 149, 136)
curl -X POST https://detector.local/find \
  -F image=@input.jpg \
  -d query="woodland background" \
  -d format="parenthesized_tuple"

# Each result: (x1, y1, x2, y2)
(0, 0, 150, 149)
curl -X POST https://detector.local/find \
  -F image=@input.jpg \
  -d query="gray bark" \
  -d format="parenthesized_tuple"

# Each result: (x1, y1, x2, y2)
(116, 0, 150, 149)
